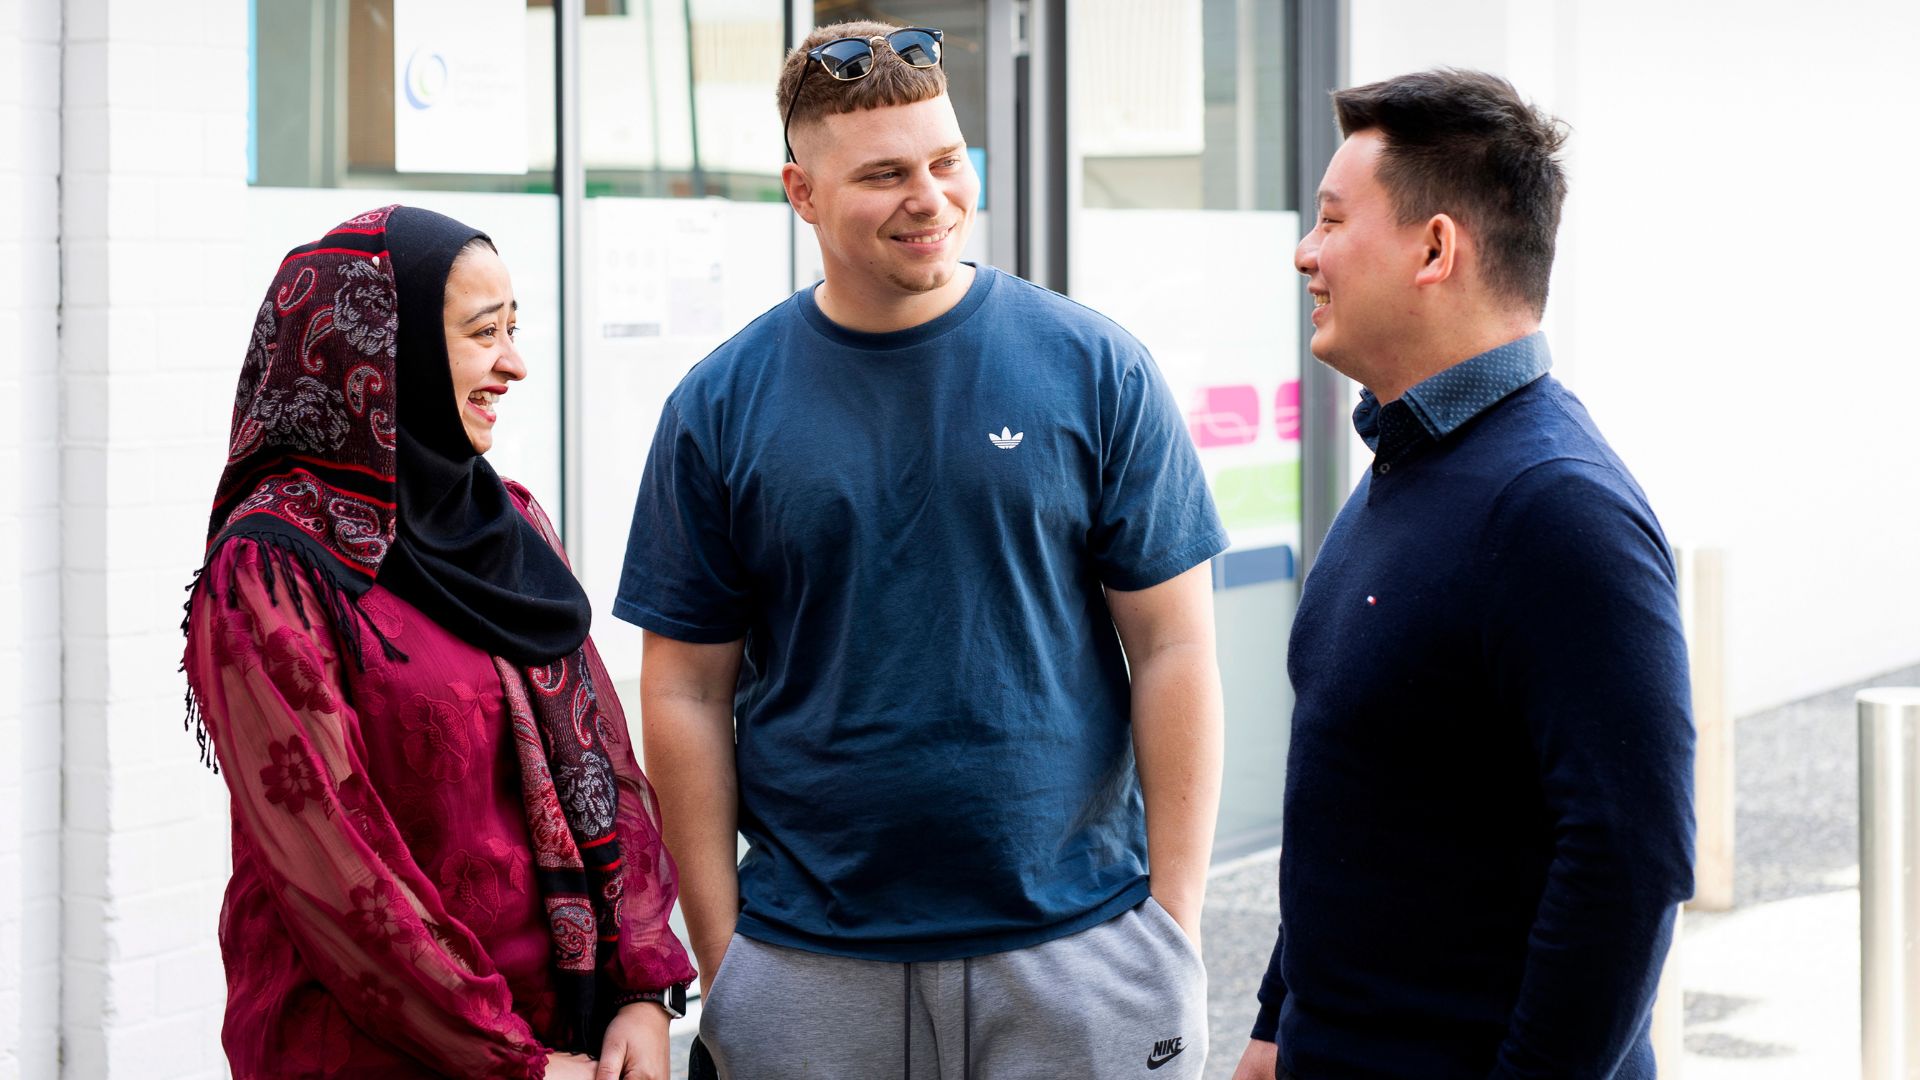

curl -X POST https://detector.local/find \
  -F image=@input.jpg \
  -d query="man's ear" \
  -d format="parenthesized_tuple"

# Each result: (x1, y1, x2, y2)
(1414, 213, 1458, 288)
(782, 160, 819, 224)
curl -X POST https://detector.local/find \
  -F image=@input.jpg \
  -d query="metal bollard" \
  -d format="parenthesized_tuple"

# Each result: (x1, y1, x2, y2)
(1860, 687, 1920, 1080)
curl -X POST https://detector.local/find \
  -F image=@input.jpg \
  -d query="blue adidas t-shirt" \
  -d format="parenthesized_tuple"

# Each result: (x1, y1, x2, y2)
(613, 265, 1227, 961)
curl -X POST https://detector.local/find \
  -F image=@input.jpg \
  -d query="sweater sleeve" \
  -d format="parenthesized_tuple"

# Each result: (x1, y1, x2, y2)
(1477, 459, 1696, 1078)
(184, 540, 548, 1079)
(1249, 919, 1287, 1042)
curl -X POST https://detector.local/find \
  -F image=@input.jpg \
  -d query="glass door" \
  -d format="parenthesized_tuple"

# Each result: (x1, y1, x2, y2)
(1065, 0, 1300, 856)
(572, 0, 795, 685)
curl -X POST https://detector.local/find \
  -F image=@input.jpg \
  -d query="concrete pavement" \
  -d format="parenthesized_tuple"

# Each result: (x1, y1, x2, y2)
(1674, 662, 1920, 1078)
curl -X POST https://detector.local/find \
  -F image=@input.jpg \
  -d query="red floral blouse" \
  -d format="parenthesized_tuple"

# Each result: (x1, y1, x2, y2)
(185, 492, 692, 1079)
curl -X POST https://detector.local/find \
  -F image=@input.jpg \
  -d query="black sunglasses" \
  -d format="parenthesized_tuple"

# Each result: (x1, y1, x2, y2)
(783, 27, 945, 163)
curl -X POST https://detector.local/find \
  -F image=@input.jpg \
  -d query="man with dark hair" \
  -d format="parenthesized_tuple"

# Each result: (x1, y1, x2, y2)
(618, 20, 1227, 1078)
(1229, 69, 1695, 1080)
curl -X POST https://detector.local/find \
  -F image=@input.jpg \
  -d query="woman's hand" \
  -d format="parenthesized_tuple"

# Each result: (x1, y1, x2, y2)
(595, 1001, 672, 1080)
(544, 1051, 598, 1079)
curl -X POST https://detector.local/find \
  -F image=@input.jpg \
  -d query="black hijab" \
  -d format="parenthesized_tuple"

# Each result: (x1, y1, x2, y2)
(380, 207, 591, 665)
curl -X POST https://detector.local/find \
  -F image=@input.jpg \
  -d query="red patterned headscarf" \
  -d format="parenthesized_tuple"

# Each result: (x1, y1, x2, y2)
(202, 204, 406, 657)
(199, 204, 591, 669)
(189, 206, 668, 1051)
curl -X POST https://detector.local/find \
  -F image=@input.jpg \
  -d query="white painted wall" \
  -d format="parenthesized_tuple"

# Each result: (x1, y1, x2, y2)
(1347, 0, 1920, 717)
(55, 0, 248, 1075)
(2, 3, 67, 1076)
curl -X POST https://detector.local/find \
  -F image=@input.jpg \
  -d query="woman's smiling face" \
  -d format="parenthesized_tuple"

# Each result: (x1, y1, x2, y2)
(442, 243, 525, 454)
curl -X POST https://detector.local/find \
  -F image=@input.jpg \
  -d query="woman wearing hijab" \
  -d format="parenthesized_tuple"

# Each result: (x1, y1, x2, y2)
(182, 205, 693, 1079)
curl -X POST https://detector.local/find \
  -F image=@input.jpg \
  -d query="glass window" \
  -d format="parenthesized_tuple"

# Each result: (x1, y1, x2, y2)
(581, 0, 788, 200)
(251, 0, 559, 193)
(1075, 0, 1290, 211)
(246, 0, 565, 518)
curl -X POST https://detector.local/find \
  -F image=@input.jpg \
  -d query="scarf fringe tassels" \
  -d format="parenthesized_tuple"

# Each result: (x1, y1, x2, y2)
(179, 531, 408, 773)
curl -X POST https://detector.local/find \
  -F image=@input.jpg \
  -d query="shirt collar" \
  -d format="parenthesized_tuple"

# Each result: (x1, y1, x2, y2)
(1400, 331, 1552, 439)
(1352, 331, 1553, 452)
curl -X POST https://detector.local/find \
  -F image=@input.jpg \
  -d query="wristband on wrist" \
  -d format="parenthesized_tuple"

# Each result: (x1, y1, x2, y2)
(615, 983, 688, 1019)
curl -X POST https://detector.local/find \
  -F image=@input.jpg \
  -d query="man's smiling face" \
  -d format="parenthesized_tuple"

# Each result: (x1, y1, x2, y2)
(790, 94, 979, 301)
(1295, 129, 1430, 385)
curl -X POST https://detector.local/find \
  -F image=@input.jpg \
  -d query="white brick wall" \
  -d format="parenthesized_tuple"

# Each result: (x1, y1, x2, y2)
(56, 0, 249, 1075)
(3, 0, 68, 1074)
(0, 3, 257, 1070)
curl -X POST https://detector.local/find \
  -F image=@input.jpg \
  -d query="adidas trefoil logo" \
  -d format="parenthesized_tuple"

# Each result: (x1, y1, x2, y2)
(989, 426, 1024, 449)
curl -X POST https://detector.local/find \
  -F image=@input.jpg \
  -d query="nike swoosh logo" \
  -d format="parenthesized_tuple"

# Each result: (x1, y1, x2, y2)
(1146, 1045, 1186, 1069)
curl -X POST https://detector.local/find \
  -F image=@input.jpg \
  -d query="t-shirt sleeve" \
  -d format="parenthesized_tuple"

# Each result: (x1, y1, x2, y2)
(1089, 354, 1229, 590)
(612, 396, 753, 643)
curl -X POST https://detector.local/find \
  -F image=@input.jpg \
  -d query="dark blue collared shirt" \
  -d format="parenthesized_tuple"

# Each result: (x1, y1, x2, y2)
(1353, 331, 1553, 471)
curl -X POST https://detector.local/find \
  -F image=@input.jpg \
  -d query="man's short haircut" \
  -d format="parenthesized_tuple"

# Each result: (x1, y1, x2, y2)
(1332, 69, 1568, 317)
(776, 20, 948, 135)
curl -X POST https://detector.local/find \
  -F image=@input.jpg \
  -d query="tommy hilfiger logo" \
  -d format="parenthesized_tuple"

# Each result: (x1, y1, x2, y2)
(1146, 1037, 1187, 1070)
(989, 426, 1024, 449)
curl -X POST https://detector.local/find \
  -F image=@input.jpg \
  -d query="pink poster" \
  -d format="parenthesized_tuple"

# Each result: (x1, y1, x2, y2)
(1274, 380, 1301, 442)
(1187, 384, 1261, 448)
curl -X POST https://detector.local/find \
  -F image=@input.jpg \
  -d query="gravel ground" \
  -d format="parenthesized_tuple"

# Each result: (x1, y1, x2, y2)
(1719, 664, 1920, 910)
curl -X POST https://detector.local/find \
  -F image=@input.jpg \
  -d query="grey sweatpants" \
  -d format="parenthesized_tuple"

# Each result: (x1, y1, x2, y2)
(698, 897, 1207, 1079)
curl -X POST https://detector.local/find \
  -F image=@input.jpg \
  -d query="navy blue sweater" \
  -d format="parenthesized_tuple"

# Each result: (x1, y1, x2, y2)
(1255, 373, 1696, 1079)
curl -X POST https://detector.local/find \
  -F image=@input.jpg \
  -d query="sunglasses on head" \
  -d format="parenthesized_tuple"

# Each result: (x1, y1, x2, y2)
(783, 27, 945, 163)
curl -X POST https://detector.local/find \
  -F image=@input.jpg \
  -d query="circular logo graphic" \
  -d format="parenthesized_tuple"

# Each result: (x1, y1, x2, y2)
(403, 48, 450, 110)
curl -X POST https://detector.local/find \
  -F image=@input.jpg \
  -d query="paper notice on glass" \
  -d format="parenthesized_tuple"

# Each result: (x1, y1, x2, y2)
(394, 0, 529, 174)
(594, 237, 666, 340)
(591, 201, 727, 340)
(664, 205, 726, 338)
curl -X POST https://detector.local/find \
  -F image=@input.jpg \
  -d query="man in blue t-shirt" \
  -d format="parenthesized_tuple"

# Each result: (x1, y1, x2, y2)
(1228, 71, 1695, 1080)
(614, 19, 1229, 1079)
